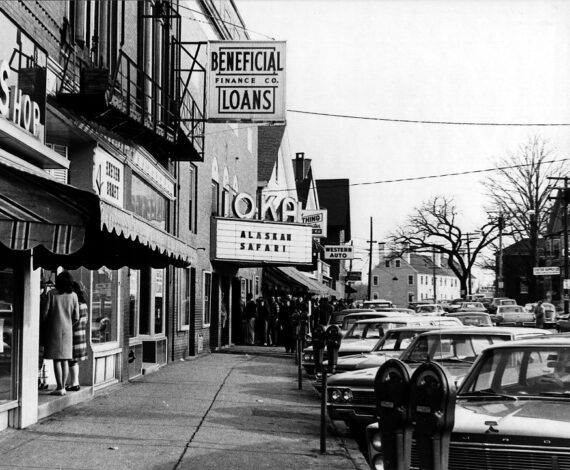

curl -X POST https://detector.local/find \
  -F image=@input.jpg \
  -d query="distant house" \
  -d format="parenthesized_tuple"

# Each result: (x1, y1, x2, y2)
(370, 250, 461, 307)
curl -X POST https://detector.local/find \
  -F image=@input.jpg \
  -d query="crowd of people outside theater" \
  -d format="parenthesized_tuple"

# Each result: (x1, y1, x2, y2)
(239, 293, 355, 353)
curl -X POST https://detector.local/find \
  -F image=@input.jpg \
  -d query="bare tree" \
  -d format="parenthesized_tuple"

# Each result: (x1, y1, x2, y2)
(482, 135, 567, 298)
(389, 196, 500, 296)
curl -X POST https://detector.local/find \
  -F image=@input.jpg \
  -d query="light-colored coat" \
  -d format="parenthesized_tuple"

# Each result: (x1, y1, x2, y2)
(42, 289, 79, 360)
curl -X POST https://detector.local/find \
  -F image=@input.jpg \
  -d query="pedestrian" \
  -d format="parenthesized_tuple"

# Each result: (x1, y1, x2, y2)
(534, 300, 545, 329)
(267, 296, 279, 346)
(319, 297, 334, 326)
(67, 281, 88, 392)
(257, 297, 269, 345)
(245, 293, 257, 345)
(279, 295, 294, 353)
(42, 271, 79, 396)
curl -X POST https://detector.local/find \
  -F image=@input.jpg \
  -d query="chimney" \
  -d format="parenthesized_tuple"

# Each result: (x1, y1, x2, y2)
(434, 253, 442, 267)
(295, 152, 305, 182)
(378, 242, 386, 263)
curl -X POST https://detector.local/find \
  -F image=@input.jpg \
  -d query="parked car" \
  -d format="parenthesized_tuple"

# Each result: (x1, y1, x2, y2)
(326, 327, 550, 427)
(362, 299, 393, 309)
(327, 308, 375, 329)
(524, 302, 557, 328)
(456, 301, 487, 312)
(444, 298, 466, 313)
(302, 315, 462, 375)
(422, 336, 570, 469)
(493, 304, 535, 326)
(445, 311, 493, 327)
(339, 311, 411, 335)
(487, 297, 516, 314)
(414, 304, 445, 315)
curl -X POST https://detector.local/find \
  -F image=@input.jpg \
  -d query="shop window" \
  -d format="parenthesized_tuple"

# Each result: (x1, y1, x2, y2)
(372, 275, 379, 286)
(131, 175, 168, 230)
(128, 269, 139, 338)
(137, 268, 165, 336)
(203, 272, 212, 326)
(178, 268, 192, 331)
(553, 239, 561, 258)
(91, 268, 118, 344)
(211, 181, 219, 216)
(0, 268, 15, 403)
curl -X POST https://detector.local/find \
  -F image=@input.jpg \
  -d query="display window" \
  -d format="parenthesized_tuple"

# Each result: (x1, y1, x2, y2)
(131, 268, 166, 337)
(0, 268, 15, 403)
(68, 267, 119, 344)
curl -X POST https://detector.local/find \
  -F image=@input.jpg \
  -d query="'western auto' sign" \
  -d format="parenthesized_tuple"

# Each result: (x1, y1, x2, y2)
(324, 245, 354, 260)
(207, 41, 286, 122)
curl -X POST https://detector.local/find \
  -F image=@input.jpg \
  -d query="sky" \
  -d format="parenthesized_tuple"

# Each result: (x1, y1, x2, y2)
(238, 0, 570, 280)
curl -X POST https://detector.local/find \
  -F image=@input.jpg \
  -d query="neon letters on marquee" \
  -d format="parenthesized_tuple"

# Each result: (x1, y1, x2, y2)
(0, 61, 42, 138)
(233, 192, 298, 222)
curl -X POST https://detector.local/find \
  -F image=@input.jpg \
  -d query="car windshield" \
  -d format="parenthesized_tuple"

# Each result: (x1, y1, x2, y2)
(459, 346, 570, 399)
(456, 315, 492, 327)
(401, 334, 510, 363)
(374, 331, 420, 351)
(345, 322, 409, 339)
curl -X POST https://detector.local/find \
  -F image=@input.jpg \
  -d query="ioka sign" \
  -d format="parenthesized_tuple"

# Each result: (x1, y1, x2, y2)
(0, 61, 42, 138)
(207, 41, 286, 122)
(233, 192, 298, 222)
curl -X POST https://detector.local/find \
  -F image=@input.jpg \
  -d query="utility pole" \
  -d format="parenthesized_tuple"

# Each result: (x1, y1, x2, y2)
(497, 213, 504, 297)
(366, 217, 376, 301)
(432, 250, 437, 302)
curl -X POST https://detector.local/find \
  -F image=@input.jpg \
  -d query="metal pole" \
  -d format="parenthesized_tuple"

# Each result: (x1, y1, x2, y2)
(367, 217, 375, 301)
(562, 177, 569, 315)
(498, 214, 503, 297)
(297, 326, 303, 390)
(432, 250, 437, 302)
(467, 233, 472, 296)
(320, 369, 327, 453)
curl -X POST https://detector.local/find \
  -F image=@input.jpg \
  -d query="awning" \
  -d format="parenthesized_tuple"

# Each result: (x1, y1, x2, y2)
(263, 266, 338, 297)
(0, 156, 195, 269)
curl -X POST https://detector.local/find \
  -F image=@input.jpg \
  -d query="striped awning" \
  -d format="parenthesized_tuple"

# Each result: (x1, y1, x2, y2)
(0, 157, 194, 269)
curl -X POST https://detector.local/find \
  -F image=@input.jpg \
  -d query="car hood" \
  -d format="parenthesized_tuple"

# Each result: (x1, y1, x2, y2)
(328, 361, 472, 387)
(454, 399, 570, 443)
(334, 352, 399, 372)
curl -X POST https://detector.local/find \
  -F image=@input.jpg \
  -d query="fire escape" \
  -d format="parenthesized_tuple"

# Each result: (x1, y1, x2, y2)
(56, 1, 206, 162)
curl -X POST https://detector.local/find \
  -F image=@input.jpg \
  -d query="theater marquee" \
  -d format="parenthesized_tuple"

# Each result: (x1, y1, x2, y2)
(207, 41, 286, 122)
(212, 218, 312, 265)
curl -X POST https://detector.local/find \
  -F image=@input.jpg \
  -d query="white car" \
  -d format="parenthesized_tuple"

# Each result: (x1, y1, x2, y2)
(414, 304, 445, 315)
(494, 304, 534, 326)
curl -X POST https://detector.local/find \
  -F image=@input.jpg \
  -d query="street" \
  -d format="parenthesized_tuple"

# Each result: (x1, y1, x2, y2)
(0, 349, 367, 470)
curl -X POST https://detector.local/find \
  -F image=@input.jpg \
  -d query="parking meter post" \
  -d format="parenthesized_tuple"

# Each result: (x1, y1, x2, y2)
(371, 359, 413, 470)
(325, 325, 342, 374)
(409, 362, 457, 470)
(312, 325, 327, 454)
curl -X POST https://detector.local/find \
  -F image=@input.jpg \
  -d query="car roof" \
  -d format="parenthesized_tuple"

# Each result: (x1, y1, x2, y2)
(383, 326, 454, 334)
(346, 312, 409, 320)
(337, 309, 376, 315)
(416, 326, 549, 336)
(447, 311, 490, 316)
(355, 315, 450, 324)
(481, 335, 570, 349)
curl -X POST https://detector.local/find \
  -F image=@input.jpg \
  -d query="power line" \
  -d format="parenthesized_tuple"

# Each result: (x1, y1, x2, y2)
(287, 109, 570, 127)
(262, 156, 570, 193)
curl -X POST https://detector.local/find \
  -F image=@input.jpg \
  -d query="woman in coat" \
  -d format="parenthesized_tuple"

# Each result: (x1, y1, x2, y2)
(42, 271, 79, 395)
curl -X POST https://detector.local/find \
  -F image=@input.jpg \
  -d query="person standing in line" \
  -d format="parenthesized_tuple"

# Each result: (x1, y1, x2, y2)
(245, 293, 257, 345)
(267, 296, 279, 346)
(534, 300, 545, 329)
(257, 297, 269, 345)
(67, 281, 88, 392)
(42, 271, 79, 396)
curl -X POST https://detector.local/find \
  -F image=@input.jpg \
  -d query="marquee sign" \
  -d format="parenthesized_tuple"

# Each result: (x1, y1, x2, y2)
(301, 209, 327, 238)
(212, 218, 313, 265)
(207, 41, 286, 122)
(323, 245, 354, 260)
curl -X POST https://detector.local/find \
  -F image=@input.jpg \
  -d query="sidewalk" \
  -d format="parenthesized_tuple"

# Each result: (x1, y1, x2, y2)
(0, 348, 369, 470)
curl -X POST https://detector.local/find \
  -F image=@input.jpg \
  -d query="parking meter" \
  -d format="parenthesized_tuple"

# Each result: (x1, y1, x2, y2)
(325, 324, 342, 373)
(409, 362, 456, 470)
(312, 325, 326, 370)
(370, 359, 412, 470)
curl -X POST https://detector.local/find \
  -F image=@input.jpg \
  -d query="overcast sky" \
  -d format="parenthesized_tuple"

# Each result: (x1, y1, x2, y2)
(238, 0, 570, 279)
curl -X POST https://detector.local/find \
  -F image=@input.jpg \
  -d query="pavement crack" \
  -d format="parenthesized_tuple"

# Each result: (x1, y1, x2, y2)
(172, 356, 254, 469)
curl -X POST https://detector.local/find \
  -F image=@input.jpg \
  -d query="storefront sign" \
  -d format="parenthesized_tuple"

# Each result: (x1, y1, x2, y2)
(0, 61, 42, 138)
(533, 266, 560, 276)
(233, 192, 298, 222)
(131, 148, 175, 199)
(346, 271, 362, 281)
(301, 209, 328, 238)
(93, 147, 124, 207)
(213, 218, 313, 265)
(324, 245, 354, 260)
(207, 41, 286, 122)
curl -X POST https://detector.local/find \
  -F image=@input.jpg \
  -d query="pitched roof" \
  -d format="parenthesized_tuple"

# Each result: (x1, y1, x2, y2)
(257, 125, 286, 184)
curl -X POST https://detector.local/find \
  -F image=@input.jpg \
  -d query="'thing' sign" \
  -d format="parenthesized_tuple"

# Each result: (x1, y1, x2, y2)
(207, 41, 286, 122)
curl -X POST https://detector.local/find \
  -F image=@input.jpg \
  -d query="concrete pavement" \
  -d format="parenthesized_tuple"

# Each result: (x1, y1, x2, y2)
(0, 347, 368, 469)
